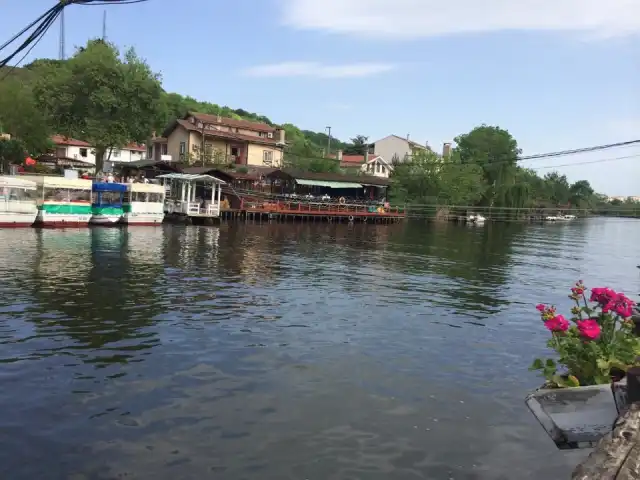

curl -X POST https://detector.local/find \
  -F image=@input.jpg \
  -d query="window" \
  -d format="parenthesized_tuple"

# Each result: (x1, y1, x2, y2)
(381, 165, 386, 174)
(147, 146, 153, 158)
(79, 148, 88, 158)
(179, 142, 186, 154)
(111, 149, 120, 158)
(161, 144, 168, 155)
(263, 150, 273, 164)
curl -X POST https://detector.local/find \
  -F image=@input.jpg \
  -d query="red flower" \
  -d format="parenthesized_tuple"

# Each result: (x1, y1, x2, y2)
(576, 319, 601, 340)
(590, 287, 616, 306)
(544, 315, 570, 332)
(536, 304, 546, 312)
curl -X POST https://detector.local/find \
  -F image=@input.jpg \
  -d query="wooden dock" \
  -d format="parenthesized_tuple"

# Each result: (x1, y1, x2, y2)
(220, 201, 405, 224)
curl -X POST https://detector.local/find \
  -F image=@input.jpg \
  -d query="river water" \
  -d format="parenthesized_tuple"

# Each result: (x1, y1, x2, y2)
(0, 218, 639, 479)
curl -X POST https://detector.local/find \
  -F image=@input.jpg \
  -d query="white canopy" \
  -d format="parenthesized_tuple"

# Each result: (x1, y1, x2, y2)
(0, 175, 37, 190)
(157, 173, 226, 184)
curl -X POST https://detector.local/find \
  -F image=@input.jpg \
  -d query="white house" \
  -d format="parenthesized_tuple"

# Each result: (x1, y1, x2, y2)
(333, 151, 394, 178)
(52, 135, 96, 165)
(107, 143, 147, 163)
(361, 155, 393, 178)
(369, 134, 432, 163)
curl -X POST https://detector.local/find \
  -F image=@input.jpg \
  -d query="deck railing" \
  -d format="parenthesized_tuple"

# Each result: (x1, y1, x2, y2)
(244, 200, 404, 216)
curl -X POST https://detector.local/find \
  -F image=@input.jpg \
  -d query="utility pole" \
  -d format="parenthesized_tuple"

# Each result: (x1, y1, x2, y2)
(102, 11, 107, 41)
(58, 9, 65, 60)
(201, 122, 206, 166)
(325, 126, 332, 157)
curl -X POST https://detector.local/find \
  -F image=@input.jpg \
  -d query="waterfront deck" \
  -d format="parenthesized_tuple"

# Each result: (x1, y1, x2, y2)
(226, 200, 405, 223)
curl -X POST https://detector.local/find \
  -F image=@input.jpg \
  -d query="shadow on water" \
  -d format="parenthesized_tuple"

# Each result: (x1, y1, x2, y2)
(0, 219, 638, 479)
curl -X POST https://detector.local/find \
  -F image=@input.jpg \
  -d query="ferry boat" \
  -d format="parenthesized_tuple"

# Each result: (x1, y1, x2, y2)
(32, 176, 92, 227)
(90, 182, 126, 225)
(122, 182, 165, 225)
(0, 175, 38, 227)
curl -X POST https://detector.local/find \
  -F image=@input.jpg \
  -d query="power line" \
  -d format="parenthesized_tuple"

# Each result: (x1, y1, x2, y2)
(0, 0, 152, 74)
(519, 139, 640, 160)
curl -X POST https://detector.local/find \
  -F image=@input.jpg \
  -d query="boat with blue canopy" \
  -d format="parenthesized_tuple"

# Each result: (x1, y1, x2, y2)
(90, 182, 127, 225)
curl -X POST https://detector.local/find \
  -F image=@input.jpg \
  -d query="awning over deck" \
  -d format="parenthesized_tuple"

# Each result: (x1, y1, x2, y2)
(157, 173, 226, 184)
(295, 179, 363, 189)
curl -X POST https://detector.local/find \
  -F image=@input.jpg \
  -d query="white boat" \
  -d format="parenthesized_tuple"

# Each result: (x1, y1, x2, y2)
(467, 213, 486, 224)
(90, 182, 126, 226)
(0, 175, 38, 227)
(122, 182, 165, 225)
(31, 176, 92, 227)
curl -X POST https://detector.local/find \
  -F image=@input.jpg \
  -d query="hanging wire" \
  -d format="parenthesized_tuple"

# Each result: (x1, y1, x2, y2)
(0, 0, 152, 74)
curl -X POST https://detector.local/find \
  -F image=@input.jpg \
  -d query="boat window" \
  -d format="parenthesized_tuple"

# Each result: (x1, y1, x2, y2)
(96, 191, 122, 205)
(2, 187, 36, 201)
(123, 192, 131, 203)
(69, 189, 90, 203)
(44, 188, 70, 202)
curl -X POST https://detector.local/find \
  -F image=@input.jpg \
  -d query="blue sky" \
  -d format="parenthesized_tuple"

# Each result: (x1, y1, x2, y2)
(2, 0, 639, 195)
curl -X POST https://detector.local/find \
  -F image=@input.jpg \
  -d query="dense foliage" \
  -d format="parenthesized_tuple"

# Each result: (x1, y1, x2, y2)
(390, 125, 628, 215)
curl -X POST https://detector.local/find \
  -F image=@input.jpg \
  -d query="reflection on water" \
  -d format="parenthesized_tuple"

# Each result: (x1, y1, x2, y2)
(0, 218, 639, 479)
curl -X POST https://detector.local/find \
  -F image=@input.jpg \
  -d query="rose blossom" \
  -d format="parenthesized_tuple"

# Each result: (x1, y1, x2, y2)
(544, 315, 570, 332)
(536, 304, 546, 312)
(577, 319, 601, 340)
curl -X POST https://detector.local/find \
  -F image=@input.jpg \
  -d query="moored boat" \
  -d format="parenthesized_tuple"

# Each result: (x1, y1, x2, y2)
(0, 175, 38, 227)
(122, 182, 165, 225)
(32, 176, 92, 227)
(90, 182, 126, 226)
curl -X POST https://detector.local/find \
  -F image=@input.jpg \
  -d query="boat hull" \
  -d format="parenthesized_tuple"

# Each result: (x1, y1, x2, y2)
(121, 213, 164, 225)
(90, 214, 122, 226)
(0, 212, 38, 227)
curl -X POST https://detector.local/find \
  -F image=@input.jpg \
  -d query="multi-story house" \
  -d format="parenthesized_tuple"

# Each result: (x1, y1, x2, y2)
(153, 112, 286, 167)
(331, 151, 393, 178)
(369, 134, 432, 163)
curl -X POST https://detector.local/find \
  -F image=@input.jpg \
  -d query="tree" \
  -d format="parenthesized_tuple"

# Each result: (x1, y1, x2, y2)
(390, 149, 485, 205)
(569, 180, 595, 208)
(0, 78, 52, 155)
(0, 139, 26, 172)
(34, 39, 163, 172)
(454, 125, 521, 207)
(343, 135, 369, 155)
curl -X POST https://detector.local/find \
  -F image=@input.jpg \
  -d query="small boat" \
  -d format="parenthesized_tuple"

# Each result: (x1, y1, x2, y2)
(562, 214, 576, 220)
(90, 182, 127, 225)
(122, 182, 165, 226)
(467, 213, 486, 224)
(0, 175, 38, 227)
(32, 176, 92, 227)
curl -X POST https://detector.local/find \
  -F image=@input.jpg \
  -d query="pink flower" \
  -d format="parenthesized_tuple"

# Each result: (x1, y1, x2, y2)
(611, 293, 635, 318)
(577, 319, 601, 340)
(544, 315, 570, 332)
(590, 287, 616, 306)
(571, 286, 585, 295)
(536, 304, 546, 312)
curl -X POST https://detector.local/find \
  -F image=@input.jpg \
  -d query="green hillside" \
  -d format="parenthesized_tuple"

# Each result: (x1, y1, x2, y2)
(1, 61, 352, 157)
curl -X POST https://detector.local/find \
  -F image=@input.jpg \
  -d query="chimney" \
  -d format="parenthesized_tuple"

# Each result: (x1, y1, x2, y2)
(277, 128, 285, 144)
(442, 142, 452, 157)
(406, 133, 410, 141)
(337, 149, 343, 161)
(151, 130, 156, 139)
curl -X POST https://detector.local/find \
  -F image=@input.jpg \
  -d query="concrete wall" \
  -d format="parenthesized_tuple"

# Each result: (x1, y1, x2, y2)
(371, 136, 412, 163)
(246, 144, 283, 167)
